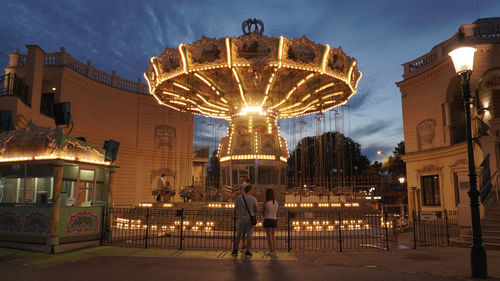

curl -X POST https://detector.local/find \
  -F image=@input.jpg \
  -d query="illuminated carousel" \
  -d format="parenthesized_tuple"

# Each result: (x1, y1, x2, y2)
(144, 19, 361, 188)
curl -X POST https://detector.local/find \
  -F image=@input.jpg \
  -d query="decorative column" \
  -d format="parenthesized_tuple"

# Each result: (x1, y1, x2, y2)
(47, 160, 64, 247)
(408, 186, 417, 220)
(8, 49, 20, 67)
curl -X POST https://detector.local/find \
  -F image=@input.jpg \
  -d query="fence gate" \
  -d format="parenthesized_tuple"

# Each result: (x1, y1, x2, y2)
(412, 210, 459, 247)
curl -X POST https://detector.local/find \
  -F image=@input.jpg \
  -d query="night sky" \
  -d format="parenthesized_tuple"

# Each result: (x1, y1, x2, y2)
(1, 0, 499, 161)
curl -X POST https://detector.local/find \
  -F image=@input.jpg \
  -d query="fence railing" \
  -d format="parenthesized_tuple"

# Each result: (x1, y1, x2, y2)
(106, 207, 391, 252)
(412, 210, 459, 248)
(0, 73, 30, 106)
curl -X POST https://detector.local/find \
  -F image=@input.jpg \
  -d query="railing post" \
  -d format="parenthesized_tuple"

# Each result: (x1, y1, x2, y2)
(233, 208, 237, 252)
(111, 70, 118, 88)
(288, 211, 295, 252)
(384, 210, 389, 251)
(86, 60, 94, 79)
(144, 207, 150, 248)
(413, 210, 417, 249)
(137, 78, 142, 94)
(338, 211, 342, 252)
(56, 47, 68, 65)
(6, 73, 11, 95)
(177, 208, 184, 250)
(444, 210, 450, 246)
(100, 206, 106, 245)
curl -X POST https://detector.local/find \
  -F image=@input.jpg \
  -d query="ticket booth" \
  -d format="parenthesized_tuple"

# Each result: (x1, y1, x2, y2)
(0, 122, 117, 252)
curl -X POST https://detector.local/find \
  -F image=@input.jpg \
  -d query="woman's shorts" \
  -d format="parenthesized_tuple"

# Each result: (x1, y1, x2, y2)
(263, 218, 277, 228)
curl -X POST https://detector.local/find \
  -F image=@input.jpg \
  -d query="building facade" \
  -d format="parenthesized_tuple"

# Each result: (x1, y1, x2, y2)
(1, 45, 202, 206)
(396, 18, 500, 227)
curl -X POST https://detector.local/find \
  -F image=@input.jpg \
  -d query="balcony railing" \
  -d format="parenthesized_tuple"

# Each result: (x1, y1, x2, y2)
(401, 20, 500, 79)
(0, 73, 30, 106)
(12, 48, 149, 95)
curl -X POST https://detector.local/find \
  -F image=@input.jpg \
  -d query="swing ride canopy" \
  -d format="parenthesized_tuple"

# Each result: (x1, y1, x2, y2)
(144, 22, 361, 120)
(144, 20, 361, 186)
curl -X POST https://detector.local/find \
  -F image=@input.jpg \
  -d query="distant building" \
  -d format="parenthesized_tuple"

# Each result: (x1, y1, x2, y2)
(397, 18, 500, 238)
(0, 45, 207, 206)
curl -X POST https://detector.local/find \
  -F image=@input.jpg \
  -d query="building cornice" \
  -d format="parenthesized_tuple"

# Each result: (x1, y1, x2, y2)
(401, 142, 467, 163)
(396, 57, 454, 91)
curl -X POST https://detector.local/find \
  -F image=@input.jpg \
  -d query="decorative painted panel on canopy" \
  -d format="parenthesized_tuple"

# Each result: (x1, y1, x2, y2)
(0, 121, 110, 166)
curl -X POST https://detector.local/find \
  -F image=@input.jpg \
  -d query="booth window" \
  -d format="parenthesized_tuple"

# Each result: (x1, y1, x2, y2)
(78, 169, 95, 206)
(0, 163, 53, 204)
(421, 175, 440, 206)
(61, 164, 78, 206)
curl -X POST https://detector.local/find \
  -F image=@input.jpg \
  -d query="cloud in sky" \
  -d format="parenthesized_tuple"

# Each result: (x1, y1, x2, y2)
(1, 0, 500, 160)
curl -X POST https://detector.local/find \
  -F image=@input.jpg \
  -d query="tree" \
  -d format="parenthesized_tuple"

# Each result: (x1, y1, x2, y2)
(384, 141, 406, 177)
(368, 161, 383, 174)
(206, 149, 220, 188)
(287, 131, 371, 179)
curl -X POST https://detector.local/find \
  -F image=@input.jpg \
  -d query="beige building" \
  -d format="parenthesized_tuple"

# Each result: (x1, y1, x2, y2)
(0, 45, 206, 206)
(397, 18, 500, 233)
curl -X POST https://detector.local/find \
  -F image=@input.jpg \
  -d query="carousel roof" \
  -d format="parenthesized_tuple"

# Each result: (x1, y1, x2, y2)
(0, 121, 111, 166)
(144, 20, 361, 119)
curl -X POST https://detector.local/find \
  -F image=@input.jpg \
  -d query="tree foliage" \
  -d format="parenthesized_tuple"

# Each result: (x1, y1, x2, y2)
(382, 141, 406, 176)
(287, 131, 371, 178)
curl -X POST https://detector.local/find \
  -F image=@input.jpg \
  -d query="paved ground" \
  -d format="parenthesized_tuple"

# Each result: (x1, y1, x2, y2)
(1, 233, 499, 281)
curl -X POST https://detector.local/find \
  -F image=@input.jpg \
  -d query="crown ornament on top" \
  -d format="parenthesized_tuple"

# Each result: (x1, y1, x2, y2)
(242, 18, 264, 35)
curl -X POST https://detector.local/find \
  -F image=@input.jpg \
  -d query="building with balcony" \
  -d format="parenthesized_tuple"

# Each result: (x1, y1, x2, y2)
(397, 18, 500, 243)
(0, 45, 207, 207)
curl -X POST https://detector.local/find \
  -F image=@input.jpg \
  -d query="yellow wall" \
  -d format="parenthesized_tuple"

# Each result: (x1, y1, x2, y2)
(2, 46, 194, 206)
(398, 23, 500, 216)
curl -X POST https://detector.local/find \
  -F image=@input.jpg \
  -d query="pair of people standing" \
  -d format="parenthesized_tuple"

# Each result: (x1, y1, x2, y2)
(232, 186, 278, 258)
(156, 174, 172, 202)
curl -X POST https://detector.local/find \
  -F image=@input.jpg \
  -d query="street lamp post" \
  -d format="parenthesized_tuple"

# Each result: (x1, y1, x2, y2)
(376, 150, 387, 203)
(449, 46, 487, 278)
(377, 150, 387, 163)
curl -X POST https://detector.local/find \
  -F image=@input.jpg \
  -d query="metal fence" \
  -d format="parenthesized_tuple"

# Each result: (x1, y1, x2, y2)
(106, 207, 391, 252)
(412, 210, 460, 248)
(0, 73, 29, 106)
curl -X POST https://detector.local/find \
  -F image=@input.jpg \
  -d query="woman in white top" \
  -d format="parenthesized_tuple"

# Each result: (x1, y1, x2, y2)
(262, 188, 278, 256)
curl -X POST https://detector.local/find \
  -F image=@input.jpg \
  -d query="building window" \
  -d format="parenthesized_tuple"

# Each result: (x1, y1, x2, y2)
(421, 175, 440, 206)
(40, 93, 55, 117)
